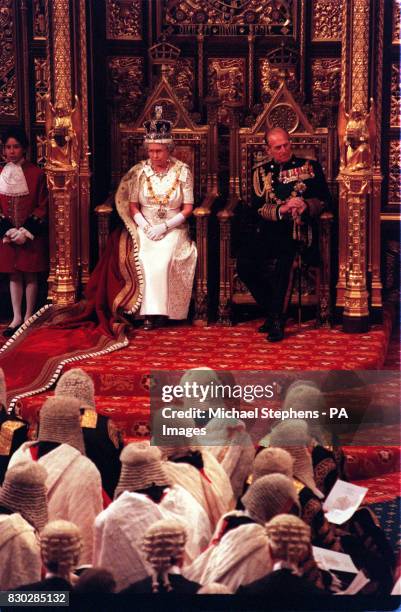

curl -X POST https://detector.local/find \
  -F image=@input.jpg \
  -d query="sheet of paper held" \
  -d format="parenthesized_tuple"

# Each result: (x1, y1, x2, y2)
(391, 576, 401, 595)
(312, 546, 359, 574)
(322, 479, 368, 525)
(334, 570, 370, 595)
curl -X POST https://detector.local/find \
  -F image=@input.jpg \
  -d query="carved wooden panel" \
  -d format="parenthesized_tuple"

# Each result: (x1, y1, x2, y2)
(0, 0, 18, 119)
(106, 0, 142, 40)
(311, 0, 342, 41)
(259, 61, 297, 103)
(108, 56, 144, 123)
(268, 103, 299, 133)
(34, 58, 49, 123)
(259, 45, 299, 104)
(393, 0, 401, 44)
(208, 57, 245, 124)
(167, 58, 195, 111)
(35, 132, 47, 167)
(311, 58, 341, 105)
(164, 0, 295, 36)
(391, 64, 401, 128)
(33, 0, 47, 39)
(388, 140, 401, 206)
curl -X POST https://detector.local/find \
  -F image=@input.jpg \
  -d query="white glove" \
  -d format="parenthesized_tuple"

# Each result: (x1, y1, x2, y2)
(133, 212, 149, 230)
(19, 227, 34, 241)
(166, 212, 186, 230)
(5, 227, 19, 240)
(11, 229, 27, 245)
(146, 223, 167, 240)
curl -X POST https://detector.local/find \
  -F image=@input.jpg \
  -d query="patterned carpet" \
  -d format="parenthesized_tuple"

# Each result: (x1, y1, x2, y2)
(2, 305, 399, 553)
(369, 497, 401, 553)
(6, 307, 394, 437)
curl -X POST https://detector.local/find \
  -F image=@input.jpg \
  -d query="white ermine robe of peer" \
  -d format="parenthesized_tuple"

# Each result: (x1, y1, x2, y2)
(9, 442, 103, 564)
(184, 513, 272, 591)
(164, 450, 235, 530)
(129, 158, 197, 319)
(93, 484, 211, 592)
(0, 513, 41, 590)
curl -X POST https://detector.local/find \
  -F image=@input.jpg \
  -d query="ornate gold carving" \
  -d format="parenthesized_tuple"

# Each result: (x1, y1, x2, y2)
(35, 133, 47, 167)
(106, 0, 142, 40)
(45, 96, 82, 169)
(0, 0, 17, 118)
(78, 0, 91, 286)
(391, 64, 401, 128)
(168, 58, 195, 111)
(337, 101, 376, 172)
(311, 0, 342, 41)
(149, 38, 180, 65)
(351, 0, 370, 110)
(259, 59, 297, 104)
(393, 0, 401, 43)
(34, 58, 49, 122)
(340, 0, 349, 106)
(33, 0, 47, 39)
(311, 59, 341, 105)
(164, 0, 294, 36)
(208, 58, 245, 124)
(374, 0, 384, 165)
(344, 189, 369, 318)
(267, 103, 299, 133)
(388, 140, 401, 206)
(108, 56, 143, 123)
(52, 0, 72, 109)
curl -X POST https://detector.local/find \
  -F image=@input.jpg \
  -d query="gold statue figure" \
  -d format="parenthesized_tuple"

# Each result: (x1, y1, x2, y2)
(45, 95, 82, 169)
(337, 99, 376, 172)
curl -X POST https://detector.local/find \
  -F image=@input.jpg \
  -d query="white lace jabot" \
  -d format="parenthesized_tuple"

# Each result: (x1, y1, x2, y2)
(0, 161, 29, 196)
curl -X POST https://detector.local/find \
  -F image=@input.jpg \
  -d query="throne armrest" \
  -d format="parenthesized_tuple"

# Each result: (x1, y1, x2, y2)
(216, 195, 241, 325)
(95, 194, 114, 258)
(192, 192, 218, 326)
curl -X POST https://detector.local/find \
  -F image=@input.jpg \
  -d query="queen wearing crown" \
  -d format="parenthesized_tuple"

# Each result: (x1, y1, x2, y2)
(115, 107, 197, 330)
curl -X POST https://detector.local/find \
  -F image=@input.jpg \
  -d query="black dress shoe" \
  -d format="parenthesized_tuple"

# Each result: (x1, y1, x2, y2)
(258, 319, 271, 333)
(3, 324, 22, 338)
(267, 319, 284, 343)
(143, 318, 154, 331)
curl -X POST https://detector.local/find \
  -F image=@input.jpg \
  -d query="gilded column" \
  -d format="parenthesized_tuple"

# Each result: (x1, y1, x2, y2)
(204, 96, 220, 195)
(369, 0, 384, 313)
(247, 30, 254, 109)
(336, 0, 351, 307)
(45, 0, 80, 305)
(197, 31, 204, 101)
(78, 0, 91, 287)
(337, 0, 374, 332)
(20, 1, 31, 145)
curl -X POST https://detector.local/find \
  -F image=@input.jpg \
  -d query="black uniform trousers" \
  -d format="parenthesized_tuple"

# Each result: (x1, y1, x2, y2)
(237, 221, 297, 318)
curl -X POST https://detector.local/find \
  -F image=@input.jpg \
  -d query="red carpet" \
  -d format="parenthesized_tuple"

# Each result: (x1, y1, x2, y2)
(1, 305, 394, 437)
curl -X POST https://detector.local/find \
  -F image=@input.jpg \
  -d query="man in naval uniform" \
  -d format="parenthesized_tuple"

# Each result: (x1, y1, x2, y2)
(237, 127, 331, 342)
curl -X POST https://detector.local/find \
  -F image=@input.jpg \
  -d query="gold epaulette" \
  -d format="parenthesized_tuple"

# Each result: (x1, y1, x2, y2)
(80, 409, 98, 429)
(0, 421, 25, 456)
(258, 203, 278, 221)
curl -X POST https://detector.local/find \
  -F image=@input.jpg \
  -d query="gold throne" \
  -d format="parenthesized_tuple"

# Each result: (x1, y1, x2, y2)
(95, 75, 218, 325)
(217, 80, 335, 326)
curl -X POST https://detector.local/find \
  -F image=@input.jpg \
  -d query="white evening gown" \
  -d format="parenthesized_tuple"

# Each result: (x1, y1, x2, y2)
(130, 158, 197, 319)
